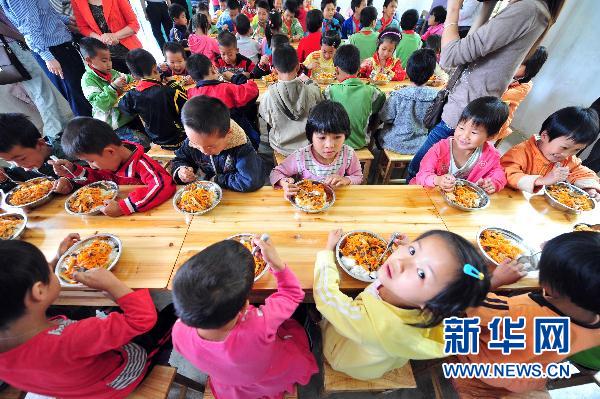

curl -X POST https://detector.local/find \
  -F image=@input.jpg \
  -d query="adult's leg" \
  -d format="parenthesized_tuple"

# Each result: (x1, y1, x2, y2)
(32, 50, 70, 102)
(146, 2, 168, 51)
(406, 120, 454, 180)
(159, 2, 174, 47)
(49, 42, 92, 116)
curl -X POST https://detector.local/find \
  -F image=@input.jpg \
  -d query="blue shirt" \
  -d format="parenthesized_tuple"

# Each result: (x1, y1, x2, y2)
(216, 9, 235, 32)
(0, 0, 72, 61)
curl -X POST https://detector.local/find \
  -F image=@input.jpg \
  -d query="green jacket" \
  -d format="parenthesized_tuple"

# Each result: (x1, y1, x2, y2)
(348, 28, 379, 61)
(281, 17, 304, 38)
(394, 31, 422, 68)
(324, 77, 385, 149)
(81, 67, 135, 129)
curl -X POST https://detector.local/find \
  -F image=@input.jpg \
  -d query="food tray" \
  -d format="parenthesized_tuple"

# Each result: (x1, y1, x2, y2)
(228, 233, 270, 282)
(441, 179, 490, 211)
(477, 227, 539, 272)
(288, 179, 335, 213)
(335, 230, 388, 282)
(3, 177, 55, 210)
(0, 212, 27, 240)
(543, 182, 595, 214)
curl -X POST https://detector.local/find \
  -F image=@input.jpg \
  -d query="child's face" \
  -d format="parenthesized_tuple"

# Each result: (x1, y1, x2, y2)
(185, 128, 228, 156)
(304, 0, 312, 8)
(274, 0, 283, 10)
(377, 234, 460, 308)
(428, 14, 437, 26)
(538, 132, 587, 163)
(86, 48, 112, 74)
(257, 7, 268, 23)
(377, 40, 396, 63)
(219, 45, 238, 65)
(174, 12, 188, 26)
(312, 131, 345, 161)
(0, 140, 48, 170)
(166, 51, 187, 75)
(283, 10, 294, 23)
(354, 0, 366, 18)
(230, 8, 239, 19)
(321, 44, 336, 61)
(383, 1, 397, 18)
(220, 0, 227, 9)
(78, 147, 122, 172)
(453, 119, 489, 151)
(323, 3, 336, 19)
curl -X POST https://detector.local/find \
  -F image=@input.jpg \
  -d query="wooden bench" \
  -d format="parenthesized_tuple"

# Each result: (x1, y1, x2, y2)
(375, 149, 414, 184)
(203, 378, 298, 398)
(323, 361, 416, 395)
(146, 144, 176, 168)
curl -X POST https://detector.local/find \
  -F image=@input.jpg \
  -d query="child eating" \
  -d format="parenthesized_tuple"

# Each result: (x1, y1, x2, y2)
(302, 30, 341, 77)
(214, 31, 256, 80)
(160, 42, 195, 86)
(359, 28, 407, 81)
(281, 0, 304, 41)
(411, 96, 509, 195)
(188, 13, 220, 62)
(216, 0, 241, 32)
(251, 0, 270, 43)
(270, 100, 364, 198)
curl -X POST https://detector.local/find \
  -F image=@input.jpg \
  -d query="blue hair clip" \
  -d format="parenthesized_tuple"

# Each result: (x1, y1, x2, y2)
(463, 264, 484, 280)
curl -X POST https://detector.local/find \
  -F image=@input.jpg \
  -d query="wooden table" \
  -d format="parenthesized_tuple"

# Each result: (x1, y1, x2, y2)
(256, 78, 401, 99)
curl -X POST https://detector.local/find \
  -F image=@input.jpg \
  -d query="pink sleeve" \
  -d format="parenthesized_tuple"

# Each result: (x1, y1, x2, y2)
(210, 38, 220, 60)
(482, 146, 508, 192)
(345, 149, 364, 185)
(269, 152, 300, 186)
(413, 141, 444, 187)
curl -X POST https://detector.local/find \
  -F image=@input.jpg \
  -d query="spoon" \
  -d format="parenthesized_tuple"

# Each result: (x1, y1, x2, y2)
(376, 232, 401, 265)
(49, 156, 87, 183)
(517, 251, 542, 265)
(251, 233, 270, 256)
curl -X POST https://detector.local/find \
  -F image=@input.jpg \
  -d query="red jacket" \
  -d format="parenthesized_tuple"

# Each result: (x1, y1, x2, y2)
(71, 142, 176, 215)
(72, 0, 142, 50)
(0, 290, 157, 398)
(187, 79, 259, 108)
(213, 53, 255, 75)
(297, 31, 322, 63)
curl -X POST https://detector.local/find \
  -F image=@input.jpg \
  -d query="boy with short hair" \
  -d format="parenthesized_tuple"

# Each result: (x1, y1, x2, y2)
(169, 3, 190, 45)
(172, 96, 264, 192)
(325, 44, 385, 149)
(216, 0, 241, 32)
(0, 113, 72, 195)
(281, 0, 304, 41)
(214, 31, 256, 80)
(348, 5, 379, 61)
(341, 0, 366, 39)
(501, 106, 600, 196)
(119, 49, 188, 150)
(235, 14, 261, 64)
(53, 117, 176, 217)
(159, 42, 195, 86)
(297, 9, 323, 63)
(251, 0, 270, 42)
(395, 9, 422, 68)
(259, 45, 323, 156)
(320, 0, 341, 34)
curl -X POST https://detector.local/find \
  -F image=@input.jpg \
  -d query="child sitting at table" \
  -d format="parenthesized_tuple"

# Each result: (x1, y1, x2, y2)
(196, 3, 220, 36)
(259, 44, 323, 156)
(189, 13, 220, 62)
(395, 9, 421, 68)
(169, 3, 190, 46)
(0, 113, 72, 195)
(324, 44, 386, 149)
(118, 49, 187, 150)
(252, 34, 290, 78)
(172, 96, 264, 192)
(172, 237, 318, 399)
(359, 28, 407, 81)
(453, 231, 600, 398)
(214, 31, 256, 80)
(314, 228, 491, 380)
(347, 6, 379, 61)
(270, 100, 363, 197)
(341, 0, 366, 39)
(281, 0, 304, 41)
(302, 30, 341, 77)
(242, 0, 257, 20)
(424, 35, 449, 83)
(235, 14, 261, 65)
(411, 96, 508, 194)
(421, 5, 445, 41)
(79, 38, 150, 149)
(320, 0, 341, 34)
(501, 106, 600, 197)
(53, 117, 176, 217)
(216, 0, 241, 32)
(159, 42, 195, 86)
(251, 0, 270, 43)
(375, 0, 399, 32)
(297, 9, 324, 63)
(260, 11, 284, 57)
(0, 238, 175, 398)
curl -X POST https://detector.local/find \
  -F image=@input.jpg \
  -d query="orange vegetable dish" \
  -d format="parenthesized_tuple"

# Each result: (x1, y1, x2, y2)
(0, 215, 23, 239)
(316, 72, 335, 81)
(574, 224, 599, 232)
(177, 184, 216, 213)
(9, 179, 53, 206)
(546, 184, 593, 211)
(479, 230, 523, 264)
(446, 184, 481, 208)
(238, 238, 267, 277)
(263, 73, 278, 84)
(62, 239, 114, 282)
(295, 180, 327, 210)
(68, 186, 114, 213)
(340, 233, 388, 272)
(373, 73, 389, 82)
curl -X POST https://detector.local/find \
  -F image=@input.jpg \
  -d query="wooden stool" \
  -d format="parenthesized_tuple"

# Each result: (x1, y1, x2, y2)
(355, 148, 374, 185)
(274, 151, 286, 166)
(203, 378, 298, 398)
(147, 144, 176, 167)
(323, 361, 416, 395)
(376, 149, 414, 184)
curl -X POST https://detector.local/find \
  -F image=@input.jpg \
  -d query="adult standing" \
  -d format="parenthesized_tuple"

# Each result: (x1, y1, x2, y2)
(0, 9, 72, 137)
(139, 0, 173, 51)
(406, 0, 564, 179)
(72, 0, 143, 73)
(457, 0, 480, 38)
(0, 0, 92, 117)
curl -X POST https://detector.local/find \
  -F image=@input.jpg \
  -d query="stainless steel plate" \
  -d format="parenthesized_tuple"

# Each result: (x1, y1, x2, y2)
(173, 180, 222, 215)
(288, 180, 335, 213)
(227, 233, 270, 282)
(335, 230, 388, 283)
(441, 179, 490, 212)
(477, 227, 539, 272)
(64, 180, 119, 216)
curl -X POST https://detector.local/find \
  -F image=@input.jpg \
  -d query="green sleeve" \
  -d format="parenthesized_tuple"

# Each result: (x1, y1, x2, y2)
(82, 76, 119, 113)
(293, 19, 304, 37)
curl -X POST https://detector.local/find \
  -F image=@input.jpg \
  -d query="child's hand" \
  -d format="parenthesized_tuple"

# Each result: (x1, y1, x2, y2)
(52, 177, 73, 195)
(326, 228, 343, 251)
(280, 178, 298, 198)
(392, 232, 409, 246)
(253, 235, 285, 271)
(434, 174, 456, 192)
(183, 75, 195, 86)
(57, 233, 80, 257)
(490, 259, 527, 289)
(178, 167, 196, 183)
(477, 178, 496, 194)
(584, 188, 599, 199)
(48, 159, 75, 178)
(259, 55, 270, 66)
(159, 63, 169, 72)
(324, 174, 351, 187)
(360, 59, 372, 69)
(221, 71, 234, 81)
(101, 200, 124, 218)
(112, 75, 127, 90)
(73, 268, 133, 300)
(306, 62, 318, 70)
(539, 163, 569, 186)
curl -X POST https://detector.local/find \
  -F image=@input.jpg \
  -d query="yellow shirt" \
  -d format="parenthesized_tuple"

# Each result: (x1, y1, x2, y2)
(302, 51, 335, 77)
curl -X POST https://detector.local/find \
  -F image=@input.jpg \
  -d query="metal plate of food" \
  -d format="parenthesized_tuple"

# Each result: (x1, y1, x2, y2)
(0, 212, 27, 240)
(477, 227, 539, 272)
(369, 73, 391, 86)
(228, 234, 269, 282)
(64, 181, 119, 216)
(544, 182, 595, 213)
(335, 230, 389, 282)
(173, 180, 222, 215)
(313, 72, 336, 85)
(3, 177, 55, 209)
(573, 223, 600, 232)
(441, 179, 490, 211)
(288, 179, 335, 213)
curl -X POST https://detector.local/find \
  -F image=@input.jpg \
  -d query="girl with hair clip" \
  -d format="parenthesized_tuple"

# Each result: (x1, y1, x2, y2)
(261, 10, 284, 56)
(358, 28, 406, 81)
(188, 13, 221, 61)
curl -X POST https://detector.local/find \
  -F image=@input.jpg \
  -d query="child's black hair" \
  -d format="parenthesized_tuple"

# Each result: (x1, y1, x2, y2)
(540, 106, 600, 145)
(284, 0, 298, 14)
(539, 232, 600, 314)
(305, 100, 351, 142)
(227, 0, 241, 11)
(193, 12, 211, 34)
(377, 27, 401, 49)
(321, 30, 341, 47)
(359, 6, 378, 28)
(518, 46, 548, 84)
(350, 0, 363, 12)
(79, 37, 109, 59)
(457, 96, 509, 137)
(217, 30, 237, 48)
(196, 2, 210, 13)
(413, 230, 490, 328)
(333, 44, 361, 75)
(163, 41, 187, 58)
(306, 9, 324, 33)
(265, 11, 283, 48)
(235, 13, 252, 35)
(0, 240, 51, 330)
(320, 0, 336, 12)
(382, 0, 396, 9)
(61, 117, 122, 157)
(186, 53, 213, 81)
(430, 5, 446, 24)
(172, 240, 254, 329)
(181, 96, 231, 137)
(425, 34, 441, 54)
(0, 113, 42, 153)
(273, 44, 298, 73)
(406, 48, 436, 86)
(400, 8, 419, 30)
(126, 48, 158, 79)
(256, 0, 270, 10)
(168, 3, 187, 20)
(271, 33, 290, 50)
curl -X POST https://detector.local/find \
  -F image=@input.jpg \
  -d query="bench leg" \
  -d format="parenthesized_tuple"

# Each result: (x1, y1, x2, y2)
(361, 160, 372, 185)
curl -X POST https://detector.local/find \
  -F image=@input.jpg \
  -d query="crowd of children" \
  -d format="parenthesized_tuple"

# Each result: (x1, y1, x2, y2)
(0, 1, 599, 398)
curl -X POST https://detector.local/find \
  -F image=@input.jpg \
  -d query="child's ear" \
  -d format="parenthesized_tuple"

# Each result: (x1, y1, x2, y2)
(28, 281, 49, 303)
(104, 146, 117, 157)
(35, 138, 46, 150)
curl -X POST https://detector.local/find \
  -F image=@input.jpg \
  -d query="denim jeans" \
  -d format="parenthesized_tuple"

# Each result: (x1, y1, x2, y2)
(406, 120, 454, 181)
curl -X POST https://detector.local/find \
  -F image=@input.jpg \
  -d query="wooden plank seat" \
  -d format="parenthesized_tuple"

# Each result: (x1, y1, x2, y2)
(323, 361, 416, 394)
(376, 149, 414, 184)
(202, 378, 298, 398)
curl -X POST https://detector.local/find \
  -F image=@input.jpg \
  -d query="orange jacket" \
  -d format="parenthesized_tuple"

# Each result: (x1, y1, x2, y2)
(500, 135, 599, 193)
(495, 82, 532, 141)
(72, 0, 142, 50)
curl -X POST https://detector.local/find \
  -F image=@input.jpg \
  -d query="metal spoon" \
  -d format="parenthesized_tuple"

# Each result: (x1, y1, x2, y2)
(49, 156, 87, 183)
(517, 251, 542, 265)
(251, 233, 270, 255)
(376, 232, 400, 265)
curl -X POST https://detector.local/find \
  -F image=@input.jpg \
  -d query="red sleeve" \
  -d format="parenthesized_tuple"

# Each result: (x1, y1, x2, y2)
(65, 289, 157, 358)
(297, 40, 305, 63)
(118, 0, 141, 33)
(359, 62, 373, 78)
(228, 80, 259, 107)
(391, 59, 407, 81)
(246, 59, 256, 73)
(118, 155, 176, 215)
(71, 0, 95, 37)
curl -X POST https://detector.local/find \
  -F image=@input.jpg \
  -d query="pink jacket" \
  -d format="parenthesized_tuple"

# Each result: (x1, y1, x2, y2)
(411, 138, 507, 192)
(188, 33, 220, 61)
